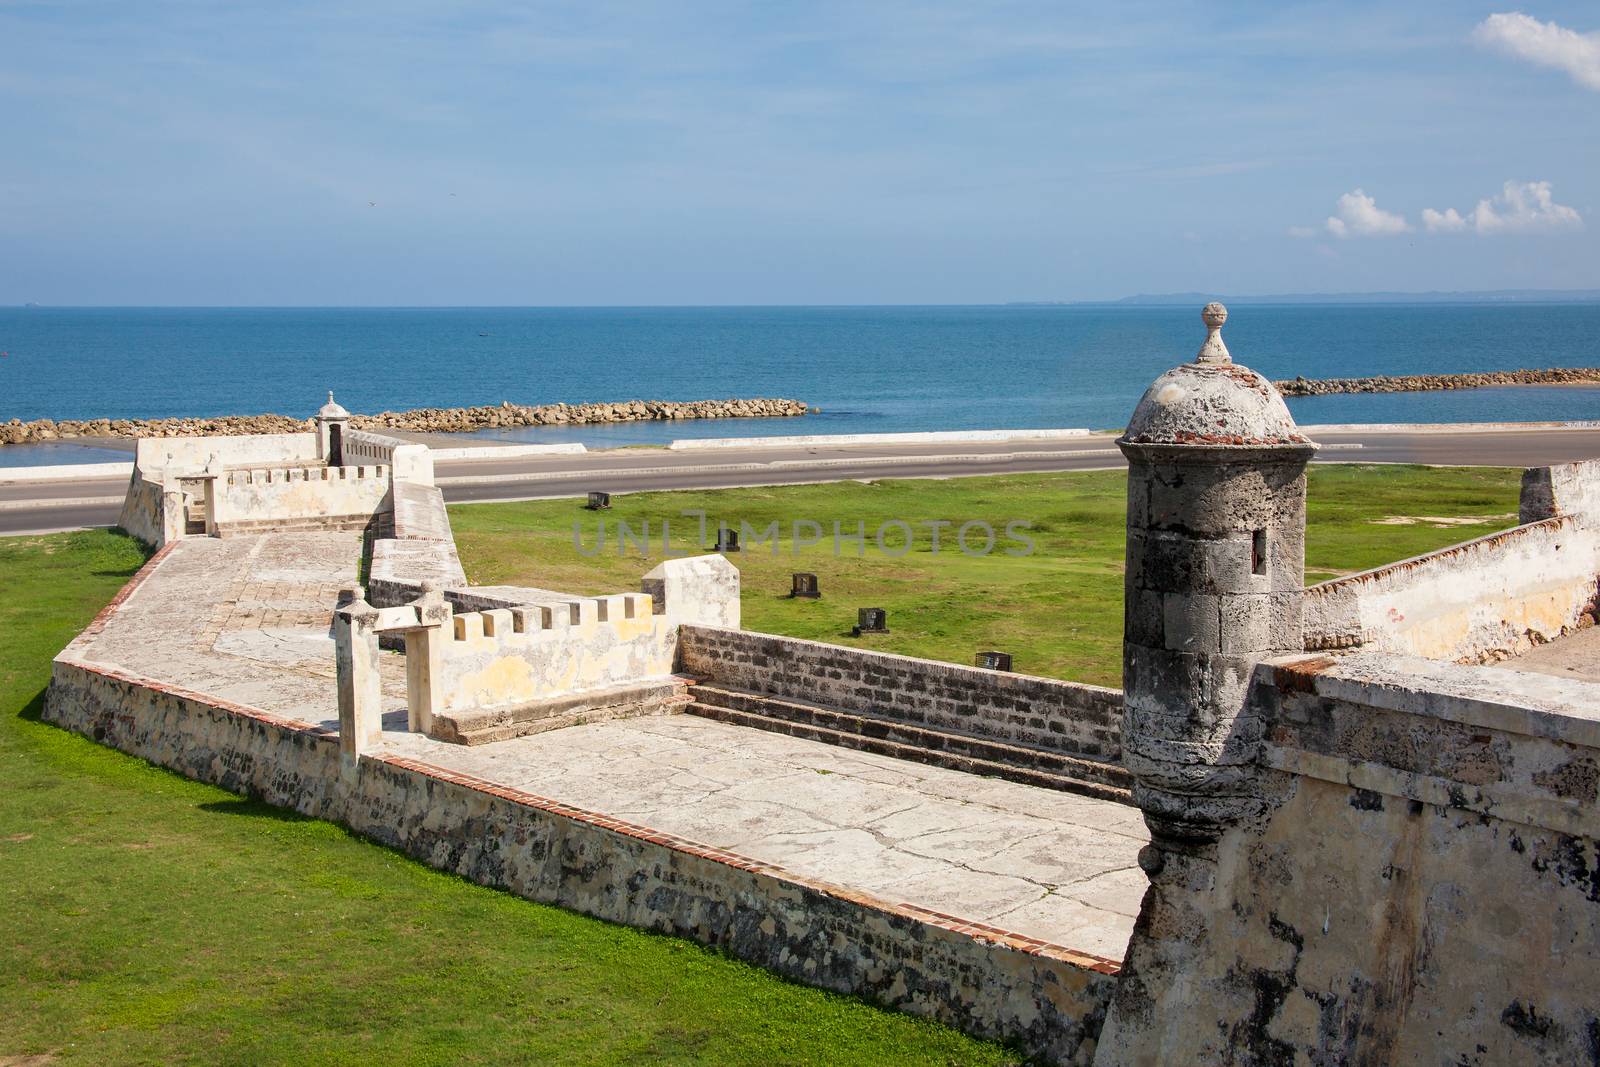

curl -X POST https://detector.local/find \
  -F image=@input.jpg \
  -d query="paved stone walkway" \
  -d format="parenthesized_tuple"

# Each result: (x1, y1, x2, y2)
(75, 532, 1148, 959)
(1493, 625, 1600, 684)
(386, 718, 1148, 956)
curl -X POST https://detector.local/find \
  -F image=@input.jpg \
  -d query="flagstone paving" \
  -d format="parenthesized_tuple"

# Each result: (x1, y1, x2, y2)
(74, 531, 1148, 958)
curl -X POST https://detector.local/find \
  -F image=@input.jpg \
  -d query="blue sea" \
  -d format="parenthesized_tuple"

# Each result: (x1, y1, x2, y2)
(1, 304, 1597, 466)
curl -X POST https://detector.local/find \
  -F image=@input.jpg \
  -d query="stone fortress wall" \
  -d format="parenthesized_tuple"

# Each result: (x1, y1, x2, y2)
(216, 463, 392, 534)
(1305, 466, 1600, 662)
(45, 630, 1119, 1065)
(49, 395, 1127, 1064)
(118, 431, 327, 545)
(43, 319, 1600, 1063)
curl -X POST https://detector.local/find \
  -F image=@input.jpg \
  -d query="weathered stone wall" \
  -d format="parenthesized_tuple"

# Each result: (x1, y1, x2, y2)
(436, 597, 674, 712)
(1304, 515, 1600, 662)
(116, 469, 165, 547)
(45, 651, 1116, 1065)
(46, 659, 344, 820)
(678, 626, 1123, 762)
(217, 464, 392, 531)
(1100, 652, 1600, 1065)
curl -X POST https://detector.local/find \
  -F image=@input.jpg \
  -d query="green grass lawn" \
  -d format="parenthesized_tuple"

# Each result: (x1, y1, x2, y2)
(450, 465, 1522, 687)
(0, 531, 1013, 1066)
(1, 464, 1521, 1064)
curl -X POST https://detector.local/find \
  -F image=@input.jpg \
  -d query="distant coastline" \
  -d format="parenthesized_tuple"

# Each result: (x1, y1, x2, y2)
(1006, 289, 1600, 308)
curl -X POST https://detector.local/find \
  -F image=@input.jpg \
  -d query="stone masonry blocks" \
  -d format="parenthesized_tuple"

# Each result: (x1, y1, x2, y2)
(678, 626, 1123, 763)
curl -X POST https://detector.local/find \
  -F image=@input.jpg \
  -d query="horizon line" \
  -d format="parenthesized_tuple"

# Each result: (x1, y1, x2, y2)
(9, 288, 1600, 311)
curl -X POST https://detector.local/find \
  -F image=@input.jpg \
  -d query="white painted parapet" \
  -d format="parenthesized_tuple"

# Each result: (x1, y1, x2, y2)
(1308, 458, 1600, 663)
(134, 432, 322, 472)
(433, 593, 672, 714)
(342, 429, 434, 486)
(1305, 517, 1600, 662)
(218, 464, 391, 531)
(366, 481, 468, 604)
(640, 554, 741, 628)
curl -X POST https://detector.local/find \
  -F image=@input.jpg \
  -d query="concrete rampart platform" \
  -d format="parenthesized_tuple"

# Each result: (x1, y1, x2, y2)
(47, 531, 1145, 1062)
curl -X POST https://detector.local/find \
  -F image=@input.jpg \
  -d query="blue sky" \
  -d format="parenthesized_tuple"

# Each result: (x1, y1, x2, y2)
(1, 1, 1596, 305)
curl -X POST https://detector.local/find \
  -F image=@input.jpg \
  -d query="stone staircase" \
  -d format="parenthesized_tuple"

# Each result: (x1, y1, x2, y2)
(215, 513, 375, 537)
(432, 677, 694, 745)
(685, 682, 1133, 803)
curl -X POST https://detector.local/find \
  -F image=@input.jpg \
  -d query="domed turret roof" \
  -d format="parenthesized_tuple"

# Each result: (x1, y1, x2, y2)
(317, 391, 350, 419)
(1120, 303, 1309, 448)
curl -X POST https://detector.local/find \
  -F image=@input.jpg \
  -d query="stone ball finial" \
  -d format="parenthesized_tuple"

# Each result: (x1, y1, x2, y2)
(1120, 301, 1315, 447)
(1195, 301, 1231, 365)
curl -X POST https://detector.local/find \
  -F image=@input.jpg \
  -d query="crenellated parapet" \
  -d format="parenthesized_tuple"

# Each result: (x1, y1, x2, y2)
(223, 464, 388, 485)
(340, 428, 434, 485)
(447, 592, 657, 645)
(434, 592, 673, 716)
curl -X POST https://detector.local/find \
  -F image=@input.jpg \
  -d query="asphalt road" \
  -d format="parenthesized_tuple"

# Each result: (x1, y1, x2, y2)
(3, 425, 1597, 536)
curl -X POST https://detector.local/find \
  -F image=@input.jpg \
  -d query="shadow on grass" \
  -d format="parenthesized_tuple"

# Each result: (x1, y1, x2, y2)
(17, 687, 47, 724)
(198, 798, 314, 822)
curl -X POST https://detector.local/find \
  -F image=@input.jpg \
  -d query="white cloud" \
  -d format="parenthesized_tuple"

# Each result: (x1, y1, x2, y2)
(1474, 12, 1600, 91)
(1424, 180, 1584, 235)
(1316, 189, 1411, 239)
(1422, 207, 1467, 233)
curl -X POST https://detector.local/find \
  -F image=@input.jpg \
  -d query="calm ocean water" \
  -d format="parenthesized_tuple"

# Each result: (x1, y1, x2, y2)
(1, 304, 1597, 465)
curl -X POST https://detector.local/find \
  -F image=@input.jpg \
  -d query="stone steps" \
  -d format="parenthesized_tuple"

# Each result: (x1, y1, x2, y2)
(215, 514, 374, 537)
(433, 677, 693, 745)
(685, 683, 1133, 804)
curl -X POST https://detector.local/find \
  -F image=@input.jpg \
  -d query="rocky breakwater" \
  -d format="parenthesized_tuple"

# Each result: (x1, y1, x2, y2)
(1275, 367, 1600, 396)
(1, 397, 813, 445)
